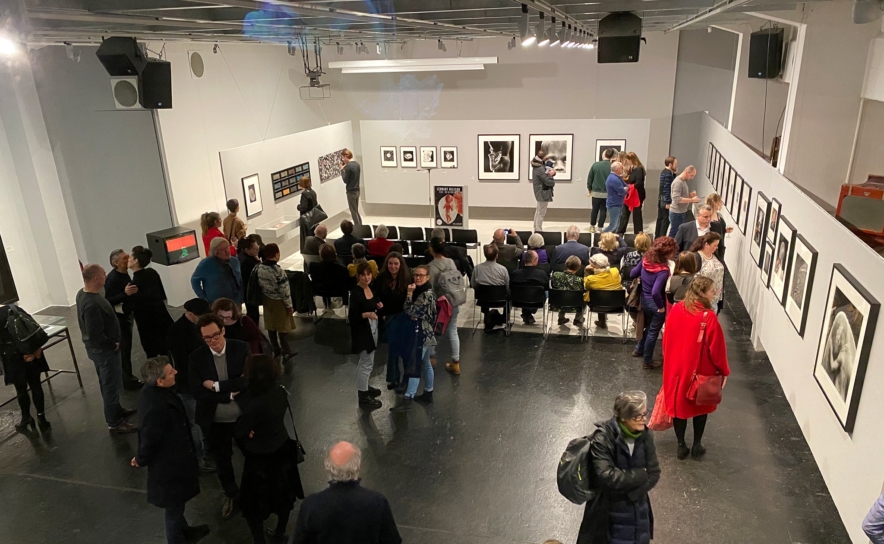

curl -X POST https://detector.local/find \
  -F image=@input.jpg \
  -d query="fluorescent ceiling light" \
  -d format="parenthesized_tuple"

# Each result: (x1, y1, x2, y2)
(0, 36, 19, 56)
(341, 65, 485, 74)
(329, 57, 498, 74)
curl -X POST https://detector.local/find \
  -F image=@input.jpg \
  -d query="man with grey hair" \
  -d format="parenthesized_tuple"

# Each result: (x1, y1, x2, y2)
(294, 441, 401, 544)
(303, 224, 328, 256)
(553, 226, 590, 267)
(104, 248, 142, 390)
(668, 165, 700, 237)
(190, 238, 243, 305)
(674, 203, 714, 253)
(602, 161, 628, 233)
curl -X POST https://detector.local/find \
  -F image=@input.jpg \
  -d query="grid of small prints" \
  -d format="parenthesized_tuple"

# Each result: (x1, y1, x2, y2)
(271, 162, 309, 201)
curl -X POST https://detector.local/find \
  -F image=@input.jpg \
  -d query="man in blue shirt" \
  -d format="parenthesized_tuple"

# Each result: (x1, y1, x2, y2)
(864, 492, 884, 543)
(602, 162, 628, 233)
(655, 156, 677, 237)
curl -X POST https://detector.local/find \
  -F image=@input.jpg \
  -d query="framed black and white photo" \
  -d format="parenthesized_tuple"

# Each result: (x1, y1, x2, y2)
(722, 165, 732, 211)
(761, 242, 775, 287)
(770, 217, 797, 305)
(739, 179, 752, 235)
(706, 143, 715, 180)
(733, 175, 745, 227)
(727, 169, 739, 213)
(400, 146, 417, 168)
(785, 234, 817, 337)
(479, 135, 519, 181)
(420, 146, 437, 168)
(241, 174, 262, 217)
(717, 157, 727, 195)
(750, 192, 770, 267)
(767, 198, 782, 243)
(530, 134, 573, 181)
(814, 264, 880, 433)
(380, 146, 397, 168)
(440, 146, 458, 169)
(711, 151, 720, 192)
(595, 139, 625, 162)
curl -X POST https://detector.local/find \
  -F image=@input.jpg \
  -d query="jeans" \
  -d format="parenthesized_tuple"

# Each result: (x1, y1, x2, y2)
(178, 394, 206, 459)
(164, 502, 187, 544)
(603, 204, 622, 233)
(347, 190, 362, 226)
(655, 200, 670, 238)
(441, 305, 460, 361)
(405, 347, 434, 398)
(86, 347, 124, 428)
(356, 319, 378, 391)
(590, 197, 607, 228)
(117, 313, 135, 380)
(207, 422, 239, 498)
(534, 201, 549, 233)
(668, 211, 687, 237)
(635, 296, 666, 364)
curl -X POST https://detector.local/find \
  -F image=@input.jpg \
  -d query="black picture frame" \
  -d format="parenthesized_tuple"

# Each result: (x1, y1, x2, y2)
(739, 180, 752, 235)
(769, 216, 797, 305)
(706, 143, 715, 180)
(767, 198, 782, 244)
(761, 241, 775, 287)
(733, 174, 744, 227)
(785, 233, 817, 337)
(750, 192, 770, 267)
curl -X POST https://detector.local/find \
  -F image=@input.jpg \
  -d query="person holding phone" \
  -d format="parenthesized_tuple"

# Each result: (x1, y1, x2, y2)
(340, 149, 362, 226)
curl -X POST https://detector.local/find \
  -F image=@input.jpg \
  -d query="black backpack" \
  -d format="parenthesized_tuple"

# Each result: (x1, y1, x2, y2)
(5, 305, 48, 355)
(557, 430, 601, 505)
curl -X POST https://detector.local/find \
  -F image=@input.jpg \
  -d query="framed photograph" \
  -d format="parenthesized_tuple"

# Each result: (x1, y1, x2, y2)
(530, 134, 573, 181)
(717, 157, 727, 195)
(380, 146, 397, 168)
(400, 146, 417, 168)
(785, 234, 817, 337)
(722, 165, 732, 210)
(241, 174, 262, 218)
(767, 198, 782, 243)
(706, 143, 714, 180)
(770, 217, 797, 305)
(761, 241, 775, 287)
(420, 146, 437, 168)
(739, 180, 752, 235)
(440, 146, 458, 169)
(479, 135, 519, 180)
(727, 169, 739, 212)
(318, 149, 345, 183)
(813, 264, 880, 433)
(595, 139, 626, 162)
(750, 192, 771, 267)
(733, 175, 745, 227)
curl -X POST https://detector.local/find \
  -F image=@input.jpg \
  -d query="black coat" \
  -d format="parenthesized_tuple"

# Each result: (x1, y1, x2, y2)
(136, 385, 200, 508)
(238, 253, 261, 302)
(0, 306, 50, 385)
(294, 481, 401, 544)
(310, 261, 351, 298)
(128, 268, 174, 356)
(166, 316, 203, 395)
(189, 339, 250, 433)
(348, 286, 380, 354)
(510, 267, 549, 289)
(577, 418, 660, 544)
(298, 188, 318, 214)
(334, 234, 366, 259)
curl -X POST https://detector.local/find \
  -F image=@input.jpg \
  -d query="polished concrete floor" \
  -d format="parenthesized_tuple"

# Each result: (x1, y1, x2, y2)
(0, 275, 849, 544)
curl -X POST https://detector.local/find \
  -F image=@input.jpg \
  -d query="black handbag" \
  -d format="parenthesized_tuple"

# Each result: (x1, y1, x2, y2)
(281, 385, 306, 464)
(302, 204, 328, 230)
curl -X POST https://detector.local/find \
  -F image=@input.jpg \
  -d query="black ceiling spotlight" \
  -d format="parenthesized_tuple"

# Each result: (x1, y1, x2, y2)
(438, 39, 447, 52)
(597, 12, 642, 63)
(549, 17, 559, 47)
(507, 36, 517, 50)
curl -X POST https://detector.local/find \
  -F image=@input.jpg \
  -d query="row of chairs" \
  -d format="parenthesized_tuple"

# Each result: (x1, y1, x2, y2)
(506, 231, 652, 249)
(351, 225, 479, 247)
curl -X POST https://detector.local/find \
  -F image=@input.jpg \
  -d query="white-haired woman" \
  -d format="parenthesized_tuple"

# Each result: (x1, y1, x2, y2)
(367, 224, 394, 257)
(524, 232, 550, 264)
(577, 391, 660, 544)
(584, 253, 622, 330)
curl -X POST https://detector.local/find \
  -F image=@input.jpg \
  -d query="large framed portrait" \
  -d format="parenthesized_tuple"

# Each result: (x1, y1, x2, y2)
(595, 139, 625, 162)
(440, 146, 458, 169)
(739, 180, 752, 235)
(380, 146, 397, 168)
(761, 241, 775, 287)
(813, 264, 880, 433)
(750, 192, 770, 267)
(420, 146, 437, 168)
(767, 198, 782, 243)
(478, 135, 519, 180)
(785, 234, 817, 337)
(241, 174, 262, 218)
(400, 146, 417, 168)
(769, 217, 796, 305)
(530, 134, 573, 181)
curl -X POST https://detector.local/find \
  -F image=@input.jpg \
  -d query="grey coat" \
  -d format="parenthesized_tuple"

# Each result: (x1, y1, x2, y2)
(532, 159, 555, 202)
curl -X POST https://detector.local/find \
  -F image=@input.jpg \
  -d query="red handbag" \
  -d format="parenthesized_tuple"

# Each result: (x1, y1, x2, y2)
(648, 385, 673, 431)
(685, 312, 724, 406)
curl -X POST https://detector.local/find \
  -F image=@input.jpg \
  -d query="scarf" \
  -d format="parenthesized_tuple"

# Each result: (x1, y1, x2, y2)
(642, 257, 670, 274)
(618, 420, 643, 440)
(411, 281, 431, 300)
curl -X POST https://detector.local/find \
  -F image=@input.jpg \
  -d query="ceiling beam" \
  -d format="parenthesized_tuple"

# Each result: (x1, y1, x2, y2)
(663, 0, 753, 32)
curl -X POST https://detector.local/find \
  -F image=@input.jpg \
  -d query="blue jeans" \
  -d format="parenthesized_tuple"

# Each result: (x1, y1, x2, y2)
(86, 347, 124, 428)
(635, 296, 666, 364)
(405, 347, 434, 398)
(429, 305, 460, 362)
(164, 502, 187, 544)
(668, 211, 687, 237)
(603, 204, 622, 233)
(178, 394, 206, 459)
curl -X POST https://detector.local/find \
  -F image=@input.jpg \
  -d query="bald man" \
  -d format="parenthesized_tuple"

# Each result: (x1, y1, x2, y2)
(294, 441, 401, 544)
(668, 165, 700, 237)
(491, 228, 523, 264)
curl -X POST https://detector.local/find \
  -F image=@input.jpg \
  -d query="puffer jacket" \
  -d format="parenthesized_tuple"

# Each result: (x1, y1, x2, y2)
(532, 158, 555, 202)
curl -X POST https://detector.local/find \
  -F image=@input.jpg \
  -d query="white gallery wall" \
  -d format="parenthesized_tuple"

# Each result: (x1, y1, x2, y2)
(699, 113, 884, 543)
(359, 119, 649, 209)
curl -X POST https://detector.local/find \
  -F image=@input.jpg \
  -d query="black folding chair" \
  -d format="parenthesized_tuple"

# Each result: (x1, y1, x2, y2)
(546, 289, 587, 341)
(410, 241, 430, 256)
(586, 289, 628, 342)
(399, 227, 424, 241)
(336, 255, 353, 267)
(308, 262, 350, 324)
(624, 234, 637, 248)
(536, 263, 551, 275)
(543, 245, 558, 261)
(577, 233, 594, 248)
(501, 260, 519, 275)
(540, 231, 562, 246)
(452, 228, 479, 247)
(386, 226, 399, 239)
(353, 225, 373, 239)
(508, 285, 547, 336)
(515, 231, 530, 245)
(425, 227, 450, 241)
(404, 255, 429, 268)
(472, 284, 509, 336)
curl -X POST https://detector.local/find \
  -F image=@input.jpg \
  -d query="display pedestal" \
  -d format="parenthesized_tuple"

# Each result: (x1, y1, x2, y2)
(153, 259, 200, 308)
(255, 216, 300, 240)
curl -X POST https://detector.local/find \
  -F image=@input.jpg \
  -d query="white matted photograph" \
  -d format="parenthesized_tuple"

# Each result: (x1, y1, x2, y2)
(595, 139, 626, 162)
(529, 134, 573, 181)
(440, 146, 458, 169)
(380, 146, 397, 168)
(420, 146, 437, 168)
(767, 198, 782, 243)
(750, 192, 770, 268)
(761, 241, 775, 287)
(478, 135, 519, 181)
(770, 217, 796, 305)
(785, 233, 817, 337)
(400, 146, 417, 168)
(241, 174, 262, 218)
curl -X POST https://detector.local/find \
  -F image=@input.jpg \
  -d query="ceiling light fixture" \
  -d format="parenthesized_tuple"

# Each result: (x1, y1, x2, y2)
(549, 18, 560, 47)
(336, 42, 343, 54)
(519, 5, 536, 46)
(564, 25, 573, 47)
(507, 36, 517, 50)
(0, 36, 18, 57)
(438, 39, 447, 52)
(329, 57, 498, 74)
(537, 13, 549, 46)
(554, 21, 566, 47)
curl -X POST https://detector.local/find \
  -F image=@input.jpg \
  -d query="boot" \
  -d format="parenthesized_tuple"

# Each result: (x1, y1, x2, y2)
(414, 390, 434, 404)
(445, 361, 460, 375)
(691, 442, 707, 459)
(366, 385, 382, 398)
(358, 390, 381, 409)
(676, 443, 690, 460)
(37, 414, 51, 433)
(15, 415, 35, 432)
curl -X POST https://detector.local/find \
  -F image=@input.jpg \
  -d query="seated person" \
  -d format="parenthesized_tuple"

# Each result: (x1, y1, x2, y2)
(334, 220, 365, 259)
(367, 225, 394, 256)
(347, 243, 378, 278)
(583, 254, 622, 329)
(523, 233, 549, 264)
(388, 242, 405, 256)
(510, 250, 549, 326)
(491, 228, 524, 264)
(554, 225, 590, 267)
(596, 232, 630, 270)
(302, 224, 327, 256)
(212, 297, 263, 354)
(424, 228, 472, 276)
(550, 255, 584, 327)
(471, 244, 510, 331)
(309, 243, 351, 306)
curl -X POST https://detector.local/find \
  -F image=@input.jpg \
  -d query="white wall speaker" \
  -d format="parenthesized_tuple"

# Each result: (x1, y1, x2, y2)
(110, 77, 141, 109)
(189, 51, 205, 79)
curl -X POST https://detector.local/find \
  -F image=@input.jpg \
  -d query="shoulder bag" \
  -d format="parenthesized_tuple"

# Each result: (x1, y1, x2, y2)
(280, 385, 306, 464)
(685, 311, 725, 406)
(301, 203, 328, 230)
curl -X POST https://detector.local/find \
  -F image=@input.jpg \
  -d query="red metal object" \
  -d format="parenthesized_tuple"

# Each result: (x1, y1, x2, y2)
(837, 176, 884, 237)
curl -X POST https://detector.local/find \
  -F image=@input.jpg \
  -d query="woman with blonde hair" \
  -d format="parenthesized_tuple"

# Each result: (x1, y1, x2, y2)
(584, 253, 622, 329)
(704, 193, 730, 261)
(622, 233, 651, 271)
(597, 232, 630, 269)
(616, 151, 647, 235)
(201, 211, 234, 256)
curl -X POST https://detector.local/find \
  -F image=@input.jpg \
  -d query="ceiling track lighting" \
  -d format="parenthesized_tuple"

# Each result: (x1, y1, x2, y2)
(507, 36, 517, 50)
(537, 12, 549, 47)
(519, 4, 536, 47)
(564, 25, 572, 47)
(549, 17, 560, 47)
(336, 42, 343, 54)
(438, 39, 447, 52)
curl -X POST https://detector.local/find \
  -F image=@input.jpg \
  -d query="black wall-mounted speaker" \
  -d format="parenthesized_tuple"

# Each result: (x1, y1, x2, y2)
(139, 59, 172, 109)
(96, 37, 147, 76)
(597, 12, 642, 64)
(748, 28, 784, 79)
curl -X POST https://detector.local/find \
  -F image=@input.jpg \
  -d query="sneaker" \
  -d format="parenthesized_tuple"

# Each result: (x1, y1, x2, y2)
(198, 457, 217, 473)
(358, 391, 382, 409)
(366, 385, 382, 398)
(445, 361, 460, 375)
(691, 443, 707, 459)
(414, 390, 434, 404)
(121, 407, 137, 419)
(390, 397, 413, 412)
(184, 524, 211, 543)
(589, 226, 597, 233)
(109, 421, 138, 434)
(676, 443, 690, 460)
(631, 350, 643, 358)
(221, 496, 235, 520)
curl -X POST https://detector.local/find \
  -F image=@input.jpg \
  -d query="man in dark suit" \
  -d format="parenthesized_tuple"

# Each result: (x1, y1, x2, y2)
(294, 441, 401, 544)
(303, 224, 328, 256)
(510, 250, 549, 325)
(334, 220, 365, 259)
(675, 204, 714, 253)
(553, 225, 590, 267)
(132, 356, 210, 544)
(189, 313, 250, 520)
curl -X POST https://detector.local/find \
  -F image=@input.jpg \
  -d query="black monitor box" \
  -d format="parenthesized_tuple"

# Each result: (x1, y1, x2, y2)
(598, 12, 642, 64)
(146, 227, 200, 266)
(748, 28, 784, 79)
(0, 234, 19, 305)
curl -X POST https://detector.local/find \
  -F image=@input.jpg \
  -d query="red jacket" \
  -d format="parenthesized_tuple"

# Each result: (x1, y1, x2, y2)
(367, 238, 394, 257)
(662, 302, 730, 419)
(624, 184, 642, 211)
(203, 227, 236, 256)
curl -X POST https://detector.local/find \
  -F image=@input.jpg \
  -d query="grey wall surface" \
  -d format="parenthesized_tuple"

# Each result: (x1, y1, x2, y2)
(31, 46, 173, 266)
(850, 98, 884, 185)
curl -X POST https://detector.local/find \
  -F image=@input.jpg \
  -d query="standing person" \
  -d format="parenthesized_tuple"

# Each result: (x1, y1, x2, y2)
(863, 492, 884, 544)
(0, 305, 51, 432)
(550, 256, 585, 326)
(128, 246, 174, 357)
(105, 248, 143, 390)
(655, 156, 677, 238)
(237, 236, 262, 325)
(349, 262, 383, 409)
(667, 166, 700, 237)
(630, 237, 678, 369)
(674, 204, 714, 253)
(532, 150, 556, 233)
(577, 391, 660, 544)
(256, 243, 296, 358)
(297, 175, 319, 253)
(666, 252, 698, 305)
(212, 298, 263, 354)
(617, 152, 647, 235)
(131, 357, 210, 544)
(294, 441, 402, 544)
(77, 264, 138, 434)
(588, 148, 616, 233)
(341, 149, 362, 226)
(428, 237, 463, 374)
(662, 277, 730, 459)
(202, 212, 235, 257)
(235, 355, 305, 544)
(189, 314, 250, 520)
(191, 238, 244, 305)
(705, 193, 731, 261)
(223, 199, 247, 251)
(603, 162, 628, 233)
(375, 252, 411, 390)
(690, 232, 725, 314)
(392, 264, 437, 412)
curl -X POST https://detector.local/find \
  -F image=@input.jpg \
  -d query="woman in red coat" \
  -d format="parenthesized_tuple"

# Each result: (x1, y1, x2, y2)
(201, 211, 236, 256)
(662, 276, 730, 460)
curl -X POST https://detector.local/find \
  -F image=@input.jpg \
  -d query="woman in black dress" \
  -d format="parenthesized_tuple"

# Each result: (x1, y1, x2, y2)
(235, 354, 304, 544)
(374, 252, 411, 390)
(297, 176, 319, 253)
(128, 246, 174, 357)
(617, 151, 647, 235)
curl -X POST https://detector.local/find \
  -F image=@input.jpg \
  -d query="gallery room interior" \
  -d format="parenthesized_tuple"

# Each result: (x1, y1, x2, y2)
(2, 0, 884, 542)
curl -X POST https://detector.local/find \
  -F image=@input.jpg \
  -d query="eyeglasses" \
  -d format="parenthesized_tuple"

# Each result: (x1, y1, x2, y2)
(631, 411, 650, 421)
(218, 313, 235, 321)
(202, 331, 223, 342)
(413, 273, 428, 278)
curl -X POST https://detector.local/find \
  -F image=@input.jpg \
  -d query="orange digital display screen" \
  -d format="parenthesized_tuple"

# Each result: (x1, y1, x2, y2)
(166, 233, 197, 252)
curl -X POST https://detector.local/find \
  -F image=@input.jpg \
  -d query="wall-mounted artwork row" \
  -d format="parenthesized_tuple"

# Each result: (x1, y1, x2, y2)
(529, 134, 573, 182)
(380, 146, 458, 169)
(479, 135, 519, 181)
(271, 162, 310, 202)
(318, 149, 345, 184)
